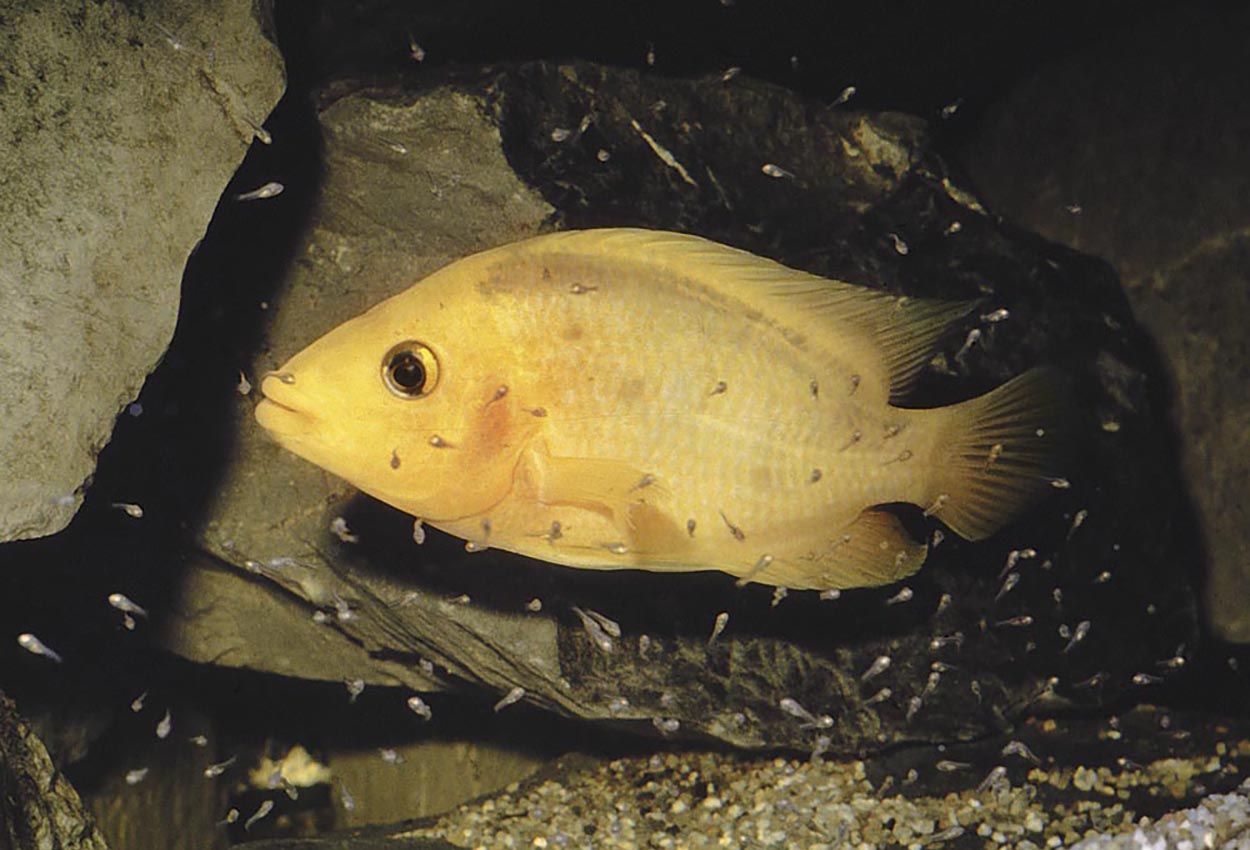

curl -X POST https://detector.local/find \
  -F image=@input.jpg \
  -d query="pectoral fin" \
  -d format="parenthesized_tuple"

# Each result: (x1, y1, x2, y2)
(529, 454, 664, 510)
(515, 447, 685, 547)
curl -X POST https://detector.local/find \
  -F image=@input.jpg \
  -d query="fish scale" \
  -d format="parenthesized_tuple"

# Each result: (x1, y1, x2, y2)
(495, 251, 911, 550)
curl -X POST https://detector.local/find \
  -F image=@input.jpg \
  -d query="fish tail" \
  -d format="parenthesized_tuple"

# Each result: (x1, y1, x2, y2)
(921, 368, 1072, 541)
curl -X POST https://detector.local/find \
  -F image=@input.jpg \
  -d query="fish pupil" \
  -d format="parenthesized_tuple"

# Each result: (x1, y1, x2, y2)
(382, 341, 439, 398)
(388, 351, 426, 394)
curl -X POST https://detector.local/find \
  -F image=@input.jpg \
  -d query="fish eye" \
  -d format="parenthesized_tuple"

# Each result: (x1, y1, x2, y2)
(382, 342, 439, 398)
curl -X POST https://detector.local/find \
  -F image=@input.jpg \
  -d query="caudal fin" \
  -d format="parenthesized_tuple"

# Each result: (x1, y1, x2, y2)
(923, 368, 1071, 541)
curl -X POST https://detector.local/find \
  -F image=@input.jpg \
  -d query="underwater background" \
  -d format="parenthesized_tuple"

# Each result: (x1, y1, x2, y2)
(1, 1, 1248, 847)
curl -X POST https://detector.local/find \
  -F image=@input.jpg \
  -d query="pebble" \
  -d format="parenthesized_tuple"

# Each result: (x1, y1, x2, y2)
(1075, 766, 1099, 792)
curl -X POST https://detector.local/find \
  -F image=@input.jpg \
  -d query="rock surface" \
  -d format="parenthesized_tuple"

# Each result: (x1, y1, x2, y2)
(156, 61, 1201, 752)
(0, 692, 110, 850)
(82, 705, 221, 850)
(0, 0, 285, 542)
(324, 736, 549, 829)
(963, 6, 1250, 642)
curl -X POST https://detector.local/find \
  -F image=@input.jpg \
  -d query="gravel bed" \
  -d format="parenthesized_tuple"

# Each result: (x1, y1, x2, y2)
(396, 737, 1250, 850)
(1073, 783, 1250, 849)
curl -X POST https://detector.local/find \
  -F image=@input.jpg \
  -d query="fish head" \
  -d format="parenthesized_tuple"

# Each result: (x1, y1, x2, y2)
(254, 282, 537, 523)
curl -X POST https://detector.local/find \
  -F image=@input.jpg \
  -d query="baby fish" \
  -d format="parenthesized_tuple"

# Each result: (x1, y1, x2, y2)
(344, 678, 365, 703)
(108, 592, 148, 618)
(204, 755, 237, 778)
(779, 696, 833, 729)
(581, 608, 621, 638)
(861, 654, 891, 681)
(244, 799, 274, 830)
(235, 181, 284, 202)
(571, 606, 614, 652)
(338, 779, 357, 812)
(707, 611, 729, 645)
(406, 31, 426, 62)
(885, 586, 913, 606)
(17, 633, 62, 663)
(977, 765, 1009, 793)
(329, 516, 359, 543)
(1001, 739, 1041, 764)
(406, 695, 433, 720)
(493, 686, 525, 712)
(256, 229, 1069, 590)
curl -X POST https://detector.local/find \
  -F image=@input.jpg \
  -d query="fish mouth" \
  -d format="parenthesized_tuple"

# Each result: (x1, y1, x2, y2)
(254, 373, 316, 438)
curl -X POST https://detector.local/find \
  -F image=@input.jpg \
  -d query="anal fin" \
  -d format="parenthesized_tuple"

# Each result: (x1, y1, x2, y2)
(759, 508, 927, 590)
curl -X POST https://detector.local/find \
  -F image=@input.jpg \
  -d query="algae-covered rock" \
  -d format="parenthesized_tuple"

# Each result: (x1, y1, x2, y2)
(0, 0, 284, 542)
(161, 61, 1200, 751)
(0, 692, 110, 850)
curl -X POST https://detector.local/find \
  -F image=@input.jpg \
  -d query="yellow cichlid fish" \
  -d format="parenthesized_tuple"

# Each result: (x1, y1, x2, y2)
(255, 229, 1067, 591)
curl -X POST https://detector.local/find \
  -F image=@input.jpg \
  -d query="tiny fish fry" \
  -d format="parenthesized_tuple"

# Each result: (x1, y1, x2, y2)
(256, 229, 1068, 590)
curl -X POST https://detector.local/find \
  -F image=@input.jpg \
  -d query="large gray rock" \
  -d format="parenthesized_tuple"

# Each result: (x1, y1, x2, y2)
(0, 0, 285, 541)
(963, 6, 1250, 642)
(158, 61, 1200, 752)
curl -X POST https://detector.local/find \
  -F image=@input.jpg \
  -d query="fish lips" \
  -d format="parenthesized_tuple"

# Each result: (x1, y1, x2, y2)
(254, 374, 317, 441)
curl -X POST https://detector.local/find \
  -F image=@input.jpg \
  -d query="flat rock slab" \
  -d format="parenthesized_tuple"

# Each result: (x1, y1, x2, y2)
(159, 61, 1202, 751)
(962, 6, 1250, 642)
(0, 0, 284, 541)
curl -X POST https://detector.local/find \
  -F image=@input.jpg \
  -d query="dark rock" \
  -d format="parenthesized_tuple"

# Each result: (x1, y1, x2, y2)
(160, 60, 1199, 752)
(963, 5, 1250, 644)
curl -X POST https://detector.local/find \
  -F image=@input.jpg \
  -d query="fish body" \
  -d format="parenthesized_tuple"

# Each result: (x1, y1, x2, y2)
(256, 229, 1066, 590)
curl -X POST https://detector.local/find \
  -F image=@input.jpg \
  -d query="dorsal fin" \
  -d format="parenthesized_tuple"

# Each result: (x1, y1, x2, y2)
(512, 228, 976, 402)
